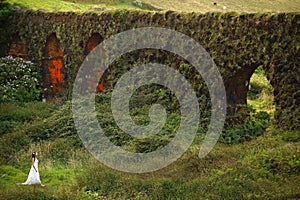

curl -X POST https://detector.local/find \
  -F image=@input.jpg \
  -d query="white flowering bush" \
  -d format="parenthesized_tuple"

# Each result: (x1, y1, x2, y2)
(0, 56, 41, 103)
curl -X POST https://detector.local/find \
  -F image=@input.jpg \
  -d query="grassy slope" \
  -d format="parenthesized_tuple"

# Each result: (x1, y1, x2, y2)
(6, 0, 300, 12)
(0, 82, 299, 199)
(6, 0, 138, 12)
(145, 0, 300, 13)
(0, 127, 299, 199)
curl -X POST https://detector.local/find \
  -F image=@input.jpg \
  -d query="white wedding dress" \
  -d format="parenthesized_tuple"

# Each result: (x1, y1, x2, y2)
(22, 158, 44, 186)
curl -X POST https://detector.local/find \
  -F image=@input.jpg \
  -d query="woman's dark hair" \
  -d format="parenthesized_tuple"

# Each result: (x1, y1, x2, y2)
(32, 152, 36, 158)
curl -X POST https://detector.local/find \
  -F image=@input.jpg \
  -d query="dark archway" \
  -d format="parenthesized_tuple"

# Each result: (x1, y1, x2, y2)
(9, 34, 26, 59)
(43, 33, 64, 100)
(84, 33, 103, 55)
(84, 33, 106, 92)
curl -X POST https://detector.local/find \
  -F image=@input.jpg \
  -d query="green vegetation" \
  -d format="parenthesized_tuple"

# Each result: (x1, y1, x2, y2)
(219, 66, 276, 144)
(5, 0, 162, 12)
(248, 67, 275, 115)
(2, 11, 298, 129)
(0, 56, 42, 104)
(5, 0, 300, 12)
(0, 0, 15, 56)
(0, 0, 299, 198)
(0, 69, 299, 198)
(143, 0, 300, 13)
(220, 109, 271, 144)
(0, 115, 299, 199)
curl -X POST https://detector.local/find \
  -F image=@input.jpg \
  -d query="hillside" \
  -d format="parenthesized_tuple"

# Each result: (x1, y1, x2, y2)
(0, 64, 299, 198)
(6, 0, 300, 13)
(0, 93, 299, 199)
(0, 0, 299, 199)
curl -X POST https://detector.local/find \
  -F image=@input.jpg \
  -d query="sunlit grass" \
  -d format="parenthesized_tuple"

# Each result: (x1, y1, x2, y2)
(247, 67, 275, 116)
(2, 130, 299, 199)
(6, 0, 300, 12)
(7, 0, 93, 12)
(0, 99, 299, 199)
(144, 0, 300, 12)
(6, 0, 140, 12)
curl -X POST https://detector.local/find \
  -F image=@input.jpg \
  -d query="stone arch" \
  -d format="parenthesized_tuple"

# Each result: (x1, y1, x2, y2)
(43, 33, 64, 100)
(84, 33, 106, 92)
(262, 61, 300, 130)
(225, 64, 258, 124)
(9, 34, 26, 59)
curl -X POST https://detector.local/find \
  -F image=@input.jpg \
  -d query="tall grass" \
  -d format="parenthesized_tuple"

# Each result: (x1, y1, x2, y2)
(0, 67, 299, 199)
(1, 108, 299, 199)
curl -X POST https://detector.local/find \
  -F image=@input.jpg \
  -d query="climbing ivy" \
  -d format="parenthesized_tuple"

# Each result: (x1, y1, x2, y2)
(1, 10, 299, 130)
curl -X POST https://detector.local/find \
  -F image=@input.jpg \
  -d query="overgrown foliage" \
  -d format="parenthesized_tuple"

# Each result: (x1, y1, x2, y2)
(0, 56, 42, 103)
(0, 97, 299, 199)
(2, 11, 298, 130)
(0, 102, 55, 136)
(220, 109, 271, 143)
(0, 0, 15, 56)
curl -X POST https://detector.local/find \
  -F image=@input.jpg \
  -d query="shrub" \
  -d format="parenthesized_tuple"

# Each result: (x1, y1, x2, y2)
(0, 131, 30, 165)
(0, 102, 55, 136)
(23, 101, 76, 140)
(47, 137, 83, 165)
(220, 110, 271, 144)
(0, 56, 41, 103)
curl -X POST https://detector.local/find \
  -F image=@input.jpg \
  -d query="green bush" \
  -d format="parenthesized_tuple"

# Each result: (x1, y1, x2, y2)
(0, 102, 55, 122)
(0, 131, 30, 165)
(48, 137, 83, 165)
(0, 102, 55, 136)
(22, 102, 76, 140)
(0, 56, 42, 103)
(220, 110, 271, 144)
(0, 120, 22, 137)
(76, 164, 197, 199)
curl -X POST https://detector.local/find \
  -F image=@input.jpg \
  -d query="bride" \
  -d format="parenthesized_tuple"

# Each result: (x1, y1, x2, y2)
(21, 152, 45, 186)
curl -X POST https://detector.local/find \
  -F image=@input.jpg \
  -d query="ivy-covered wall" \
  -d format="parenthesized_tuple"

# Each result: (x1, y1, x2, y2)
(2, 11, 299, 130)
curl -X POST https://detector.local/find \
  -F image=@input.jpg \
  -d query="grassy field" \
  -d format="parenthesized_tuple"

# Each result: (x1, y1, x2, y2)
(0, 112, 299, 199)
(6, 0, 300, 12)
(0, 69, 299, 198)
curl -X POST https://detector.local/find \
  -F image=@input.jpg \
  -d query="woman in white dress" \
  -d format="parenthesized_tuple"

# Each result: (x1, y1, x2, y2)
(22, 152, 45, 186)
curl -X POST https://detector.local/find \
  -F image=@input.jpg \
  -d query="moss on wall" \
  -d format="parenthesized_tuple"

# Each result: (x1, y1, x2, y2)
(2, 10, 299, 130)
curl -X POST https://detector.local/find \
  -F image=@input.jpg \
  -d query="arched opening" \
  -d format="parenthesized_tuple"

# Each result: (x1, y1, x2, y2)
(221, 66, 275, 143)
(9, 35, 26, 59)
(43, 33, 64, 101)
(247, 66, 275, 117)
(84, 33, 103, 55)
(85, 33, 106, 92)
